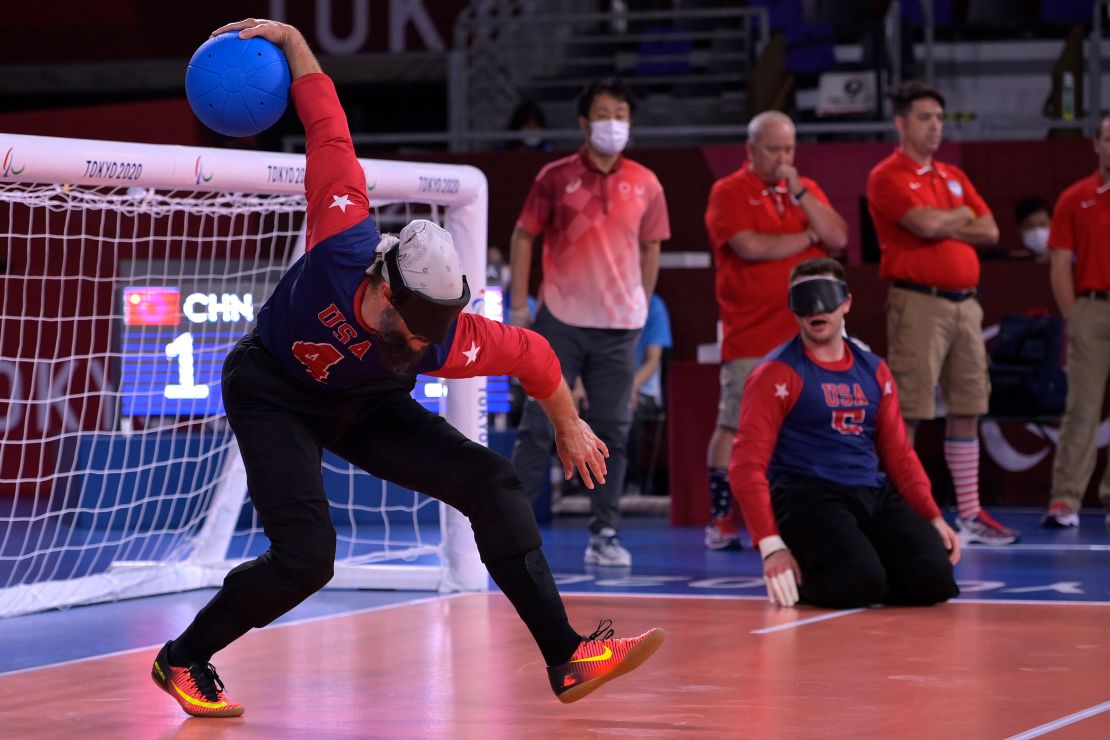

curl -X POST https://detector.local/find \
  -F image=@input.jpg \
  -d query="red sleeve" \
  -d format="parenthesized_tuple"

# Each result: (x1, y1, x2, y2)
(955, 169, 991, 218)
(515, 168, 555, 235)
(803, 177, 833, 209)
(704, 178, 750, 252)
(727, 360, 802, 546)
(1048, 188, 1077, 252)
(291, 74, 370, 251)
(639, 174, 672, 242)
(429, 312, 562, 400)
(873, 361, 941, 521)
(866, 166, 921, 226)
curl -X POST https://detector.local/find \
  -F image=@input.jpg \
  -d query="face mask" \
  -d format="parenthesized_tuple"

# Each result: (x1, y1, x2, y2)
(589, 119, 630, 155)
(1022, 226, 1049, 254)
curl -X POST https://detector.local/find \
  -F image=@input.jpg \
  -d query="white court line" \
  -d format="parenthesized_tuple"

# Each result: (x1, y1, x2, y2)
(1005, 699, 1110, 740)
(564, 591, 766, 602)
(963, 543, 1110, 552)
(750, 608, 868, 634)
(955, 596, 1110, 607)
(0, 591, 467, 679)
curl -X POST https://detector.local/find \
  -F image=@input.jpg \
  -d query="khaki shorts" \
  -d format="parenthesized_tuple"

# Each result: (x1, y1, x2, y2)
(886, 286, 990, 420)
(716, 357, 762, 430)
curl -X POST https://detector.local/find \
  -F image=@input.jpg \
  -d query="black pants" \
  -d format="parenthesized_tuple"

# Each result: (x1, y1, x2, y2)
(512, 306, 638, 534)
(216, 332, 543, 629)
(771, 475, 959, 609)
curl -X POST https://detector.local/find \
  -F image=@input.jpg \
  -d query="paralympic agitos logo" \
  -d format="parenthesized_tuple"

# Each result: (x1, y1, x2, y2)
(194, 156, 213, 186)
(2, 147, 26, 177)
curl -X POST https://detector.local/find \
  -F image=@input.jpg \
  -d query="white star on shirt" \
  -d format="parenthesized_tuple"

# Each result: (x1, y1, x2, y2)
(462, 342, 480, 365)
(330, 193, 352, 212)
(884, 381, 893, 396)
(774, 383, 789, 399)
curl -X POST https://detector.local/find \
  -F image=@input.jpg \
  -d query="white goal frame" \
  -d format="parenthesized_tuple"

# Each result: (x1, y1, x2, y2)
(0, 132, 489, 618)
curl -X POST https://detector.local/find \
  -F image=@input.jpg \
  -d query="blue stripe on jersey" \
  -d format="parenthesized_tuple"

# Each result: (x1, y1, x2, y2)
(766, 336, 887, 488)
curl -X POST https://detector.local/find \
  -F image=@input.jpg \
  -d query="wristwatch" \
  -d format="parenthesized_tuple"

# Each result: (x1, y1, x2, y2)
(790, 186, 809, 204)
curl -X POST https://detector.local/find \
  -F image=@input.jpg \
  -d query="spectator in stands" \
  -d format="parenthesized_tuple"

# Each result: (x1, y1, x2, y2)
(506, 100, 551, 151)
(866, 80, 1017, 546)
(702, 110, 847, 551)
(730, 257, 960, 609)
(508, 78, 671, 567)
(1043, 112, 1110, 530)
(626, 293, 672, 495)
(1015, 196, 1052, 262)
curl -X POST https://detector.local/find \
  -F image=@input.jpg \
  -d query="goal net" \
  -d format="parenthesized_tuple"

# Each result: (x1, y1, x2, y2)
(0, 133, 490, 618)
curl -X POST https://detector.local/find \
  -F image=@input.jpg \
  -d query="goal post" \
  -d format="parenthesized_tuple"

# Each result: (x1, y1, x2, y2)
(0, 132, 490, 618)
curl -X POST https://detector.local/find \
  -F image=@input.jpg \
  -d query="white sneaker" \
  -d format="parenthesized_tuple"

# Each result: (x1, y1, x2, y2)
(704, 516, 742, 551)
(1041, 502, 1079, 528)
(957, 511, 1019, 545)
(584, 528, 632, 567)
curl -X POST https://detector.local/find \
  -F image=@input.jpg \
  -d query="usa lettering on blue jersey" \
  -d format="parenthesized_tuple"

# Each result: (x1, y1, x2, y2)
(728, 334, 940, 546)
(253, 73, 564, 400)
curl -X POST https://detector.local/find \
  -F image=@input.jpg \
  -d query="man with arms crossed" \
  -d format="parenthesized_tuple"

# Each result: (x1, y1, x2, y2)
(866, 81, 1016, 545)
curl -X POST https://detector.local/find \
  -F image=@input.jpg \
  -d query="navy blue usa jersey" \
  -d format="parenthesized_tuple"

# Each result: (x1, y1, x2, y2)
(255, 73, 561, 399)
(729, 334, 940, 546)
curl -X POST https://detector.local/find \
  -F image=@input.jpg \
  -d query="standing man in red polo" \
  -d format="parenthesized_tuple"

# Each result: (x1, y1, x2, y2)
(1043, 112, 1110, 529)
(509, 78, 671, 567)
(702, 110, 848, 550)
(867, 80, 1017, 545)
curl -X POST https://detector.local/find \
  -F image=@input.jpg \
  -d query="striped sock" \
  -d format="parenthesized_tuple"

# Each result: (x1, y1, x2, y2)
(944, 437, 981, 521)
(708, 468, 732, 518)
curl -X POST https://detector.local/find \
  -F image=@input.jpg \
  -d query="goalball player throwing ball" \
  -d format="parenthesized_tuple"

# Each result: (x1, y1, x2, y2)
(151, 18, 664, 718)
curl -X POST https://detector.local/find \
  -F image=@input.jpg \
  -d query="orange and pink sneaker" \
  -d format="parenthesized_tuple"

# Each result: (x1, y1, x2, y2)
(547, 620, 665, 704)
(151, 641, 245, 718)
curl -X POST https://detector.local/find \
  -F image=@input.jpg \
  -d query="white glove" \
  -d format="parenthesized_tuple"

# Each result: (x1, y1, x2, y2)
(765, 568, 799, 607)
(759, 535, 800, 607)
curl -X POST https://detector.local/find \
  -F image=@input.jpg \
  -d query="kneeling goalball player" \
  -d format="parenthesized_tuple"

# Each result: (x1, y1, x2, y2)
(729, 258, 960, 609)
(150, 18, 664, 718)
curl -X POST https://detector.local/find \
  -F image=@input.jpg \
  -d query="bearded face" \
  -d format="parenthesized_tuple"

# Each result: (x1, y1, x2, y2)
(376, 305, 430, 373)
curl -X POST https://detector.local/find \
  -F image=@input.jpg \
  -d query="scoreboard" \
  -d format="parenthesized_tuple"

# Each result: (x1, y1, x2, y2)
(119, 285, 260, 417)
(117, 272, 511, 419)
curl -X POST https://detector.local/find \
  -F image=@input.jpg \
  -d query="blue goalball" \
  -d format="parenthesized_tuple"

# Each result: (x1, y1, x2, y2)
(186, 32, 291, 138)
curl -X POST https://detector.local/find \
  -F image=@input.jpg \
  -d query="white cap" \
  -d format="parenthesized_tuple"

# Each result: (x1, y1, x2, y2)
(378, 219, 464, 300)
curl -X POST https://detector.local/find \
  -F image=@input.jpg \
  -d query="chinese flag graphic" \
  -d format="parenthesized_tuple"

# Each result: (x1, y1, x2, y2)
(123, 287, 181, 326)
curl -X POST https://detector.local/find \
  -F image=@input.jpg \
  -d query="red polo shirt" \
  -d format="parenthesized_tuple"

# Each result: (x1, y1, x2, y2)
(1049, 171, 1110, 293)
(866, 148, 990, 290)
(704, 163, 830, 361)
(516, 149, 670, 329)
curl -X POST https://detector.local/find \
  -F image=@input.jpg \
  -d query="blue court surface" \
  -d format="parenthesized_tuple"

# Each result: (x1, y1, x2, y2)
(1, 507, 1107, 677)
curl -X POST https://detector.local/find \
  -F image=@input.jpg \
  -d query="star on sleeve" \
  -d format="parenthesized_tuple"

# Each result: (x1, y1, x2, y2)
(462, 341, 480, 364)
(774, 382, 789, 399)
(330, 193, 352, 213)
(884, 380, 893, 396)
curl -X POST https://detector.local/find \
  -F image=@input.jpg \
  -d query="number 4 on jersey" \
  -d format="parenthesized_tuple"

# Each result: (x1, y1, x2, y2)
(292, 340, 343, 382)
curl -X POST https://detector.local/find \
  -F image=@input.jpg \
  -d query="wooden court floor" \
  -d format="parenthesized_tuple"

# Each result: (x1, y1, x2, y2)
(3, 593, 1109, 739)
